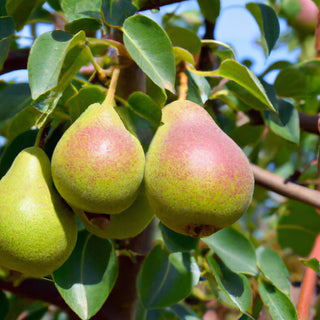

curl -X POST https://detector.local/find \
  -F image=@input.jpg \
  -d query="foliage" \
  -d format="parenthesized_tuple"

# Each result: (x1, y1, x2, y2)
(0, 0, 319, 319)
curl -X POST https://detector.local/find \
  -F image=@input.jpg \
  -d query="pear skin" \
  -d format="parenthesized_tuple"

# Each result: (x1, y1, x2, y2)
(0, 147, 77, 278)
(51, 103, 145, 214)
(145, 100, 254, 238)
(73, 186, 155, 239)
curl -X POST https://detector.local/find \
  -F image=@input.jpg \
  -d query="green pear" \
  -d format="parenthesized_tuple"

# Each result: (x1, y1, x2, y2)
(0, 147, 77, 278)
(73, 185, 155, 239)
(145, 100, 254, 238)
(51, 102, 145, 214)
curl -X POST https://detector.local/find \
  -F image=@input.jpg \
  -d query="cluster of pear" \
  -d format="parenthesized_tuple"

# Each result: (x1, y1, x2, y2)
(0, 98, 254, 278)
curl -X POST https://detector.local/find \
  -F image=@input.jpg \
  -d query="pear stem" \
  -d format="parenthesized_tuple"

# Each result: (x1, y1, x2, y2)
(102, 67, 120, 109)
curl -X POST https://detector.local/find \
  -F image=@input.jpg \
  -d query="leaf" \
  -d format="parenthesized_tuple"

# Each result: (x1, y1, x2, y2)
(159, 222, 199, 253)
(53, 230, 118, 320)
(207, 256, 252, 314)
(0, 16, 15, 69)
(123, 15, 176, 93)
(137, 244, 200, 309)
(259, 280, 298, 320)
(65, 18, 101, 34)
(165, 26, 201, 55)
(28, 30, 86, 99)
(264, 100, 300, 143)
(188, 59, 275, 111)
(275, 60, 320, 100)
(170, 303, 200, 320)
(226, 81, 270, 111)
(246, 3, 280, 56)
(0, 83, 31, 121)
(173, 47, 195, 66)
(102, 0, 137, 27)
(146, 76, 167, 108)
(277, 200, 320, 257)
(260, 60, 293, 78)
(6, 105, 42, 141)
(197, 0, 220, 23)
(136, 302, 200, 320)
(300, 257, 320, 275)
(60, 0, 102, 22)
(186, 69, 203, 105)
(0, 290, 9, 320)
(5, 0, 45, 30)
(67, 85, 106, 122)
(127, 92, 162, 126)
(256, 247, 290, 296)
(202, 227, 258, 276)
(188, 72, 211, 100)
(201, 40, 235, 61)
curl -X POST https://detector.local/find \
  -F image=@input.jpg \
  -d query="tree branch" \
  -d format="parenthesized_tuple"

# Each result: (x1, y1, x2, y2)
(251, 164, 320, 209)
(137, 0, 187, 11)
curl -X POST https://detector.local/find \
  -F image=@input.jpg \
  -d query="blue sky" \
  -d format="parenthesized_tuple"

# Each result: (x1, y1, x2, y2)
(0, 0, 301, 83)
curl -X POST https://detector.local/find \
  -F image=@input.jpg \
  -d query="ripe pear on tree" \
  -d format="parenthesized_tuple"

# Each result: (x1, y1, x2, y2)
(73, 185, 155, 240)
(145, 100, 254, 238)
(51, 69, 145, 214)
(0, 147, 77, 278)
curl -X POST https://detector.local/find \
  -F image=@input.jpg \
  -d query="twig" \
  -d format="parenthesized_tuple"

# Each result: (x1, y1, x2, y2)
(251, 164, 320, 209)
(297, 235, 320, 319)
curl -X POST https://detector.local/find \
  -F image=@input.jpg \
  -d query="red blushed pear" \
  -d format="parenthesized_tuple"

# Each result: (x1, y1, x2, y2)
(51, 70, 145, 214)
(144, 100, 254, 238)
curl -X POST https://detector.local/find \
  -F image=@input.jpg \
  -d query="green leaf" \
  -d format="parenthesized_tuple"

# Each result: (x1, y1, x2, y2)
(160, 222, 199, 253)
(189, 59, 275, 111)
(146, 76, 167, 108)
(165, 26, 201, 55)
(202, 227, 258, 276)
(102, 0, 137, 27)
(260, 60, 293, 78)
(53, 230, 118, 320)
(60, 0, 102, 22)
(0, 291, 9, 320)
(201, 40, 235, 61)
(127, 92, 162, 126)
(197, 0, 220, 23)
(259, 280, 298, 320)
(6, 105, 42, 141)
(123, 15, 176, 93)
(136, 302, 200, 320)
(170, 303, 200, 320)
(186, 69, 203, 105)
(5, 0, 45, 30)
(256, 247, 290, 296)
(246, 3, 280, 56)
(207, 256, 252, 314)
(28, 30, 86, 100)
(277, 200, 320, 257)
(137, 244, 200, 309)
(0, 83, 31, 121)
(65, 18, 101, 34)
(275, 60, 320, 100)
(188, 72, 211, 100)
(264, 100, 300, 143)
(226, 81, 270, 111)
(67, 85, 106, 122)
(173, 47, 195, 66)
(300, 257, 320, 275)
(0, 16, 14, 69)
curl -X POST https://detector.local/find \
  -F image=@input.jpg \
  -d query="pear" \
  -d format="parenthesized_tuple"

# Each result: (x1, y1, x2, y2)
(51, 102, 145, 214)
(72, 185, 155, 239)
(145, 100, 254, 238)
(0, 147, 77, 278)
